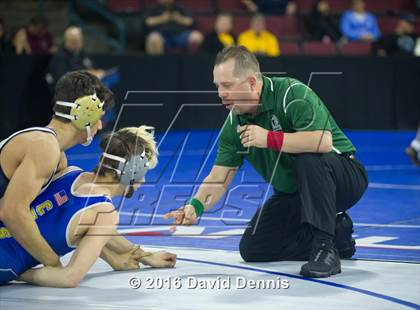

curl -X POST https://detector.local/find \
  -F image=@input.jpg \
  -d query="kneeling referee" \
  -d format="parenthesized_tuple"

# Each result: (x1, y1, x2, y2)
(165, 46, 368, 278)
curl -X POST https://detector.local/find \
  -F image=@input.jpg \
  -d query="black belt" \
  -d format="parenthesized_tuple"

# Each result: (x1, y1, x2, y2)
(340, 152, 356, 159)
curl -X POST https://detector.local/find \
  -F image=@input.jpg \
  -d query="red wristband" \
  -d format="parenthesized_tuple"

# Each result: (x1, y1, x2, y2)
(267, 131, 284, 151)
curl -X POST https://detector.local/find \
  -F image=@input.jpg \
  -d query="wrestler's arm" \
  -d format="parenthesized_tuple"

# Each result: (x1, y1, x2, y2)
(56, 151, 68, 173)
(19, 204, 118, 288)
(0, 138, 61, 267)
(100, 233, 176, 270)
(103, 233, 136, 254)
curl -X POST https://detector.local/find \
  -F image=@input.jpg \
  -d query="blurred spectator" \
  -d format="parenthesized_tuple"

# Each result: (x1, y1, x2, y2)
(0, 18, 13, 54)
(48, 26, 108, 84)
(340, 0, 380, 42)
(306, 0, 341, 43)
(374, 15, 420, 56)
(20, 16, 54, 54)
(238, 14, 280, 57)
(49, 26, 119, 127)
(144, 0, 203, 55)
(10, 26, 31, 55)
(241, 0, 296, 16)
(201, 13, 235, 54)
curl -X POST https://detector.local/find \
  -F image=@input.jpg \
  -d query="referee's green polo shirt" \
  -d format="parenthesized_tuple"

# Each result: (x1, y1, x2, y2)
(214, 75, 356, 193)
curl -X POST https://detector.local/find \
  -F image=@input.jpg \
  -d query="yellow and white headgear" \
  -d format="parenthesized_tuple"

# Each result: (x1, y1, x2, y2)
(55, 94, 105, 146)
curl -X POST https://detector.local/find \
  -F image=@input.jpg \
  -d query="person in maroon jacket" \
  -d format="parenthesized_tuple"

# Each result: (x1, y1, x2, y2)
(22, 16, 55, 55)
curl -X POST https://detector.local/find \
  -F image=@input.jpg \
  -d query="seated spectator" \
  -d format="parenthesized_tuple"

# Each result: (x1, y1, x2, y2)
(238, 14, 280, 57)
(241, 0, 296, 16)
(144, 0, 203, 55)
(340, 0, 380, 42)
(48, 26, 119, 127)
(49, 26, 107, 84)
(10, 26, 31, 55)
(16, 16, 55, 54)
(374, 14, 420, 56)
(0, 18, 13, 54)
(202, 13, 235, 54)
(306, 0, 341, 43)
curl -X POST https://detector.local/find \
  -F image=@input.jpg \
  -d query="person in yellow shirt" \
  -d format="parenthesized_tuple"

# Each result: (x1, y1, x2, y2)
(238, 14, 280, 57)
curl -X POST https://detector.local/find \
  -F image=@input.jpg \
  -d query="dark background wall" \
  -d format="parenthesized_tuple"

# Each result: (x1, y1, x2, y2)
(0, 55, 419, 140)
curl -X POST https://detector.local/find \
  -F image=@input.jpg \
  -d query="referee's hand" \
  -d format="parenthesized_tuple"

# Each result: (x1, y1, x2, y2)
(237, 125, 268, 148)
(163, 205, 197, 231)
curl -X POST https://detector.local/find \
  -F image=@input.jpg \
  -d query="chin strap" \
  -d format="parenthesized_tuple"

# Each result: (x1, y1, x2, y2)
(82, 126, 93, 146)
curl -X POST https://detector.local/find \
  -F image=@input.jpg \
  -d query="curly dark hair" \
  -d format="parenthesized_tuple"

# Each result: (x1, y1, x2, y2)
(52, 70, 114, 122)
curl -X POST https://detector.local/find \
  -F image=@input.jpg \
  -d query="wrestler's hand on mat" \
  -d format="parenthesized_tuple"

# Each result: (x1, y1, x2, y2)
(163, 205, 197, 230)
(237, 125, 268, 148)
(110, 245, 142, 271)
(141, 251, 177, 268)
(123, 245, 142, 270)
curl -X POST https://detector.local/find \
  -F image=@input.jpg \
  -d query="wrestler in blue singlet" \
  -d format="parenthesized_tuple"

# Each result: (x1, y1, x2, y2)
(0, 168, 113, 285)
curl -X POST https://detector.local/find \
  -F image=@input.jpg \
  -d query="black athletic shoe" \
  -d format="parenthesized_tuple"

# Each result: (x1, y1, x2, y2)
(335, 212, 356, 259)
(406, 146, 420, 166)
(300, 242, 341, 278)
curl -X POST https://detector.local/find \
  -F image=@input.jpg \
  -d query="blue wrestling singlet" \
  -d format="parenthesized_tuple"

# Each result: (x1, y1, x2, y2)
(0, 168, 113, 285)
(0, 127, 59, 198)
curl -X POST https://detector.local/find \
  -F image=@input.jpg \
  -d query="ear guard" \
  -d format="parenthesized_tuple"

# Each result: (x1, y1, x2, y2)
(55, 94, 105, 146)
(101, 151, 149, 186)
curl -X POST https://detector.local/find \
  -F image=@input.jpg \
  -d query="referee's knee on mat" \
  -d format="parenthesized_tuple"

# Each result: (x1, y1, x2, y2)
(239, 236, 255, 262)
(239, 236, 267, 262)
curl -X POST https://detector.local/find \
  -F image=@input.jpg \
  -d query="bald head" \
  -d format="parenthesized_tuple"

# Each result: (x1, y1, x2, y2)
(64, 26, 83, 53)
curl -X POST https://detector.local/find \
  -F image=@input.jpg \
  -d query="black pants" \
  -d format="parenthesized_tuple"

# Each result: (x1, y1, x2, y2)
(239, 153, 368, 262)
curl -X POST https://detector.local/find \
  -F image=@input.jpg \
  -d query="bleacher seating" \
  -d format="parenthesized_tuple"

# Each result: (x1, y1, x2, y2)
(378, 17, 399, 35)
(232, 16, 251, 35)
(215, 0, 247, 14)
(303, 42, 337, 55)
(178, 0, 214, 14)
(295, 0, 313, 15)
(280, 42, 301, 55)
(389, 0, 416, 12)
(107, 0, 142, 13)
(327, 0, 351, 14)
(104, 0, 420, 55)
(267, 16, 301, 39)
(107, 0, 419, 18)
(195, 15, 216, 34)
(416, 18, 420, 34)
(340, 42, 372, 55)
(365, 0, 389, 14)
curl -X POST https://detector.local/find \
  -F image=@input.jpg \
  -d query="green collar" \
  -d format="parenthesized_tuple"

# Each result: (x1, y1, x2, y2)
(259, 75, 275, 113)
(237, 75, 274, 123)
